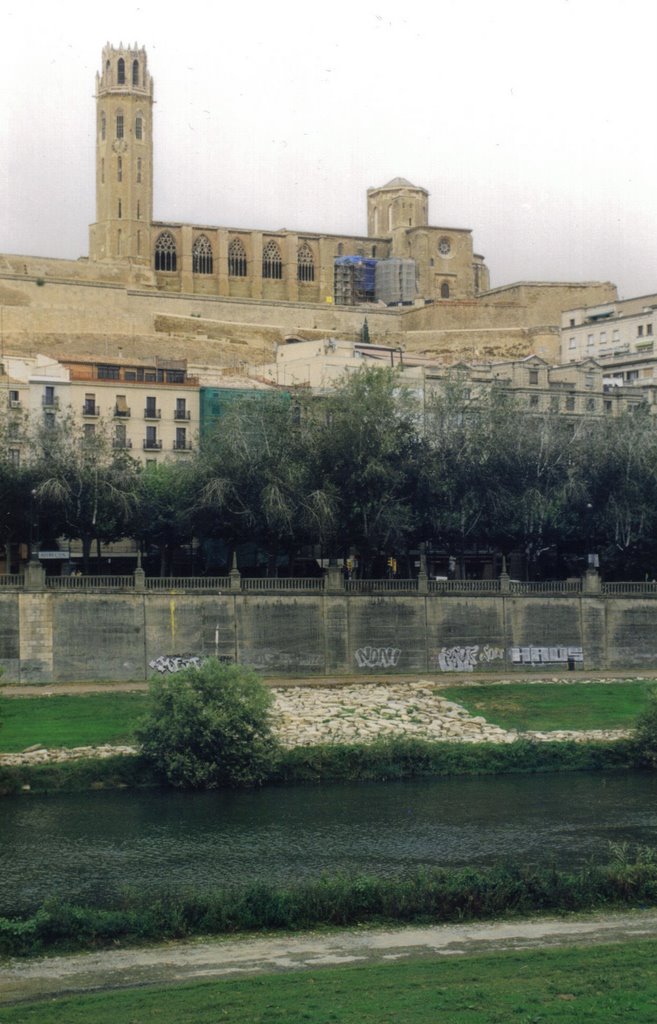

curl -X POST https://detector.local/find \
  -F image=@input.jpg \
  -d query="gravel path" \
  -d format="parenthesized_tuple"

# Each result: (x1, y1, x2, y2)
(2, 909, 657, 1005)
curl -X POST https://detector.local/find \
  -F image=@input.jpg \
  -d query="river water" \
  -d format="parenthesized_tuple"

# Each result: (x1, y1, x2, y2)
(2, 771, 657, 915)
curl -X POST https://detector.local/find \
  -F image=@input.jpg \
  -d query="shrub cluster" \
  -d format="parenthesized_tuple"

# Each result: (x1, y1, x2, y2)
(2, 853, 657, 957)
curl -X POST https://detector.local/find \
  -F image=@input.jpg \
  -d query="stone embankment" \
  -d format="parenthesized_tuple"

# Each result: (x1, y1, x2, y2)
(0, 681, 631, 767)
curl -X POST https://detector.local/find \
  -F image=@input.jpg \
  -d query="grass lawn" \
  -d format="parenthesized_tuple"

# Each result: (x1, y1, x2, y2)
(0, 693, 149, 751)
(3, 939, 657, 1023)
(441, 680, 655, 731)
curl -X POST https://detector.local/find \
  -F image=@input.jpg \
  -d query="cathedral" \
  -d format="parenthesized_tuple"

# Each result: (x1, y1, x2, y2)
(89, 44, 490, 306)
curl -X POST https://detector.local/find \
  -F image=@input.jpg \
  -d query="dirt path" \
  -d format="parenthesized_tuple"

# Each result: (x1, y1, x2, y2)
(2, 909, 657, 1005)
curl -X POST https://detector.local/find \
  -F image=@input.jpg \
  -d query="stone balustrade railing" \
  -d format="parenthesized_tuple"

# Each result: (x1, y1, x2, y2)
(0, 567, 656, 596)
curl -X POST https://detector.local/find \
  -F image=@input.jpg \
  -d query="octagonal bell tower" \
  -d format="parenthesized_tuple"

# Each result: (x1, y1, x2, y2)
(89, 43, 154, 263)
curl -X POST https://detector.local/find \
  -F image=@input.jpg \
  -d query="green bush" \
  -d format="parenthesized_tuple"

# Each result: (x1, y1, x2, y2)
(135, 660, 278, 788)
(631, 687, 657, 768)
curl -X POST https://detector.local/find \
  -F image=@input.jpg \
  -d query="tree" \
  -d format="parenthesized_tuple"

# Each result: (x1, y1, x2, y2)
(195, 393, 336, 573)
(313, 367, 422, 575)
(31, 414, 140, 572)
(136, 660, 278, 788)
(631, 689, 657, 769)
(132, 461, 197, 576)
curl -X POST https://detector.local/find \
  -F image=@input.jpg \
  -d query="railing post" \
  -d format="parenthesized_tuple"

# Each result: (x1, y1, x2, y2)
(133, 550, 145, 593)
(229, 551, 242, 592)
(499, 555, 511, 595)
(325, 560, 345, 594)
(583, 568, 601, 595)
(417, 543, 429, 595)
(24, 558, 46, 592)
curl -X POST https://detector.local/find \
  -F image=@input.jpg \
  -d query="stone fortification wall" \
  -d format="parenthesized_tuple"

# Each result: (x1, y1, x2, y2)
(2, 591, 657, 682)
(0, 264, 617, 368)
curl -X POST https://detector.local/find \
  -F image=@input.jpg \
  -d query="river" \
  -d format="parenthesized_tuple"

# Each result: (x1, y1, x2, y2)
(2, 771, 657, 915)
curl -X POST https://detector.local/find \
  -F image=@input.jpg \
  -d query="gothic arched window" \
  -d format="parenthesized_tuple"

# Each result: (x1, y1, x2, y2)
(297, 243, 315, 283)
(192, 235, 213, 275)
(132, 60, 140, 87)
(117, 58, 125, 85)
(262, 240, 283, 280)
(116, 112, 124, 139)
(440, 282, 450, 299)
(154, 231, 177, 272)
(228, 238, 247, 277)
(100, 112, 106, 140)
(135, 114, 143, 140)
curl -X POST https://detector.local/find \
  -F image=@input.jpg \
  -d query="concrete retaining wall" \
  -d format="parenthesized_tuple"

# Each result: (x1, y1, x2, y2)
(1, 591, 656, 682)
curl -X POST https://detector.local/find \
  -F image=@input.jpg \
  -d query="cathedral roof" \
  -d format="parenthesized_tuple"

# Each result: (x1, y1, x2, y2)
(383, 177, 417, 188)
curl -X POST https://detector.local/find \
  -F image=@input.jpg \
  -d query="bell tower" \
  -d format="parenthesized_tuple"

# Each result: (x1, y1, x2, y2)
(89, 43, 154, 263)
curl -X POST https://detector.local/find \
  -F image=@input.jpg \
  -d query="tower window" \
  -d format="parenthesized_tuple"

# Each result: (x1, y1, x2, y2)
(117, 58, 125, 85)
(440, 282, 450, 299)
(337, 242, 344, 256)
(154, 231, 177, 272)
(192, 234, 213, 275)
(297, 243, 315, 283)
(262, 240, 283, 279)
(100, 112, 106, 140)
(137, 158, 142, 183)
(132, 59, 139, 87)
(117, 156, 122, 182)
(116, 114, 124, 139)
(118, 200, 122, 218)
(228, 237, 247, 277)
(137, 201, 141, 219)
(135, 115, 143, 140)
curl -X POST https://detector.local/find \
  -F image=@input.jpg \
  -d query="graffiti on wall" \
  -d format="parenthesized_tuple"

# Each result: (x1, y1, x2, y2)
(434, 644, 504, 672)
(149, 654, 204, 673)
(245, 650, 323, 671)
(510, 645, 583, 665)
(354, 646, 402, 668)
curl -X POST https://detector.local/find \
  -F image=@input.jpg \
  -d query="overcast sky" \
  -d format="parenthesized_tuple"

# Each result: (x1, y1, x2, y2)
(1, 0, 655, 298)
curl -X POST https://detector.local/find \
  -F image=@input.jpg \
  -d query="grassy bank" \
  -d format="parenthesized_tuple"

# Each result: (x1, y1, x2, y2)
(442, 680, 654, 731)
(0, 737, 634, 796)
(0, 693, 148, 752)
(2, 853, 657, 957)
(4, 940, 657, 1023)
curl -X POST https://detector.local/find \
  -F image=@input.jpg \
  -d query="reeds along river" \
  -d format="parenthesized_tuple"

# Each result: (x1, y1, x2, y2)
(3, 771, 657, 916)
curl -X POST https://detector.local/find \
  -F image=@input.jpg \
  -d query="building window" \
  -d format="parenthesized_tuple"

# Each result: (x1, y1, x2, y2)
(372, 245, 377, 258)
(83, 393, 96, 416)
(175, 427, 188, 450)
(135, 115, 143, 140)
(117, 157, 122, 182)
(43, 411, 56, 430)
(529, 394, 539, 408)
(145, 425, 158, 450)
(529, 369, 539, 385)
(586, 398, 596, 411)
(638, 325, 644, 337)
(569, 337, 576, 349)
(550, 396, 559, 412)
(154, 231, 177, 272)
(114, 423, 127, 449)
(438, 237, 451, 256)
(297, 243, 315, 283)
(137, 201, 140, 220)
(100, 112, 106, 140)
(440, 282, 450, 299)
(604, 400, 612, 413)
(175, 397, 188, 419)
(98, 364, 120, 380)
(587, 334, 594, 347)
(83, 423, 96, 441)
(117, 58, 125, 85)
(132, 59, 139, 87)
(613, 329, 620, 342)
(192, 234, 213, 274)
(228, 238, 247, 277)
(116, 114, 124, 139)
(569, 318, 575, 327)
(137, 158, 142, 183)
(600, 331, 607, 345)
(565, 396, 575, 411)
(648, 324, 654, 336)
(43, 385, 56, 407)
(337, 242, 344, 256)
(262, 240, 283, 279)
(145, 396, 158, 418)
(118, 200, 122, 219)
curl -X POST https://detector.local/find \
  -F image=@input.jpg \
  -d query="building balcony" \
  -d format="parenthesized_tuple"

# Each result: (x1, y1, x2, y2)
(173, 441, 193, 451)
(42, 396, 59, 409)
(174, 409, 191, 420)
(143, 439, 162, 450)
(112, 438, 133, 449)
(114, 406, 131, 418)
(144, 408, 161, 420)
(82, 404, 100, 417)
